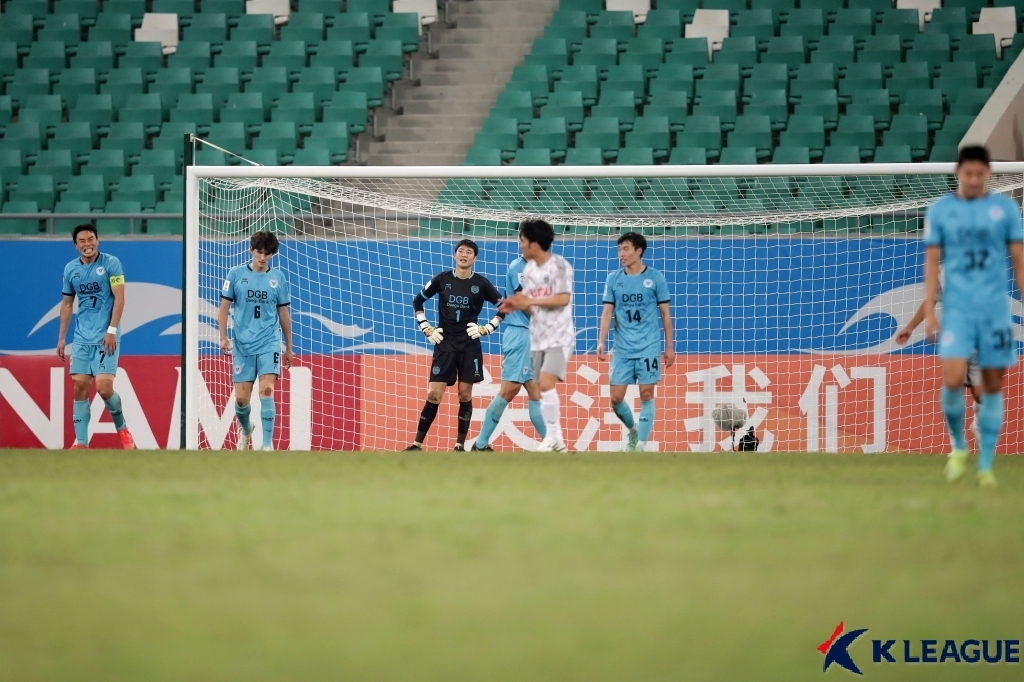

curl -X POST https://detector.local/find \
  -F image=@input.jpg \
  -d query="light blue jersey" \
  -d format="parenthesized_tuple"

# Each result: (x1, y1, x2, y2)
(925, 192, 1023, 319)
(62, 252, 125, 345)
(504, 257, 530, 329)
(222, 264, 291, 357)
(602, 266, 670, 359)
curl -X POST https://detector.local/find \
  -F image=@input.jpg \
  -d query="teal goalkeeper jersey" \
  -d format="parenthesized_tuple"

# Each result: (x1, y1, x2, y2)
(222, 264, 291, 356)
(504, 257, 530, 329)
(924, 192, 1023, 320)
(602, 266, 671, 358)
(62, 252, 125, 345)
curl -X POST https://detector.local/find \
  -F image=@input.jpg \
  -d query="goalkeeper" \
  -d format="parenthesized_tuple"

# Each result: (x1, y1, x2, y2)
(405, 239, 505, 451)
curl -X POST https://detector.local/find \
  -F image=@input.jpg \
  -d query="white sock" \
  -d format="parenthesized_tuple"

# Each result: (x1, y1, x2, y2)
(541, 389, 561, 441)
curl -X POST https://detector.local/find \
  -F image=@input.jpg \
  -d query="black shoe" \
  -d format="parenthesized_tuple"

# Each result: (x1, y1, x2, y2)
(404, 443, 422, 451)
(454, 443, 466, 452)
(470, 443, 494, 451)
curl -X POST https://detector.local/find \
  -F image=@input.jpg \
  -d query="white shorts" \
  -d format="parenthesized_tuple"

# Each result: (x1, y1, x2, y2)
(532, 347, 571, 382)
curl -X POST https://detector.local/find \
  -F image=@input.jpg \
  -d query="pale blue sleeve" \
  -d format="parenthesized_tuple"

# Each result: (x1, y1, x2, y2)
(62, 265, 74, 296)
(277, 276, 291, 306)
(1005, 198, 1023, 243)
(106, 256, 124, 279)
(221, 269, 236, 300)
(602, 271, 616, 304)
(655, 270, 670, 304)
(923, 202, 944, 247)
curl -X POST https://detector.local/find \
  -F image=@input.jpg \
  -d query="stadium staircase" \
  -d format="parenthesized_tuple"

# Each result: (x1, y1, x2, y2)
(364, 0, 561, 165)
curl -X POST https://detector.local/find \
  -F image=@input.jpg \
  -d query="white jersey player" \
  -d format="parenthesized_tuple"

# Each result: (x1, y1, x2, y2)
(500, 220, 574, 451)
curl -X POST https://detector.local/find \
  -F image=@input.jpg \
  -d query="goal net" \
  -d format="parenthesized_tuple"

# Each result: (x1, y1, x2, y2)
(184, 160, 1024, 454)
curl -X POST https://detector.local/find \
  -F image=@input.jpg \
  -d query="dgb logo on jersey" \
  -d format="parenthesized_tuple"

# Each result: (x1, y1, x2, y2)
(79, 281, 101, 294)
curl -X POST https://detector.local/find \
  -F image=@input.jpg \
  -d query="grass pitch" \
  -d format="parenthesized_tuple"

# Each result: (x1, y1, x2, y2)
(1, 450, 1022, 682)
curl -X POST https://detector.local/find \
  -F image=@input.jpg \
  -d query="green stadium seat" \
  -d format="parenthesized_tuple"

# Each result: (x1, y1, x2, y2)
(98, 121, 146, 158)
(771, 146, 811, 164)
(196, 67, 241, 97)
(20, 94, 65, 130)
(145, 207, 184, 234)
(1, 122, 46, 157)
(734, 9, 777, 47)
(697, 64, 741, 95)
(0, 149, 24, 180)
(90, 13, 133, 47)
(525, 38, 570, 75)
(61, 173, 106, 209)
(49, 122, 95, 160)
(82, 148, 129, 187)
(876, 8, 920, 45)
(591, 90, 637, 130)
(98, 200, 142, 235)
(763, 36, 806, 73)
(575, 38, 619, 73)
(929, 145, 958, 162)
(361, 40, 405, 82)
(955, 34, 998, 75)
(716, 36, 759, 73)
(719, 146, 758, 165)
(985, 59, 1012, 89)
(293, 66, 339, 103)
(811, 34, 854, 66)
(0, 14, 35, 51)
(152, 122, 197, 163)
(133, 149, 178, 178)
(745, 89, 789, 131)
(463, 148, 502, 165)
(40, 13, 81, 47)
(30, 149, 75, 186)
(935, 61, 979, 95)
(253, 121, 299, 160)
(203, 0, 245, 18)
(100, 68, 145, 108)
(541, 90, 585, 132)
(883, 114, 928, 158)
(11, 174, 56, 210)
(745, 63, 789, 97)
(69, 93, 114, 129)
(950, 88, 993, 116)
(830, 8, 873, 43)
(311, 41, 354, 76)
(282, 13, 326, 46)
(590, 11, 635, 49)
(616, 147, 655, 165)
(171, 41, 214, 74)
(620, 38, 664, 77)
(378, 12, 420, 53)
(573, 116, 621, 160)
(847, 88, 891, 129)
(307, 121, 349, 163)
(783, 8, 825, 40)
(638, 13, 683, 50)
(900, 89, 944, 130)
(153, 0, 196, 24)
(7, 69, 53, 107)
(112, 174, 157, 208)
(291, 147, 332, 165)
(245, 66, 290, 102)
(263, 40, 309, 75)
(328, 13, 371, 52)
(839, 62, 883, 103)
(24, 41, 69, 73)
(232, 14, 276, 45)
(210, 41, 255, 74)
(906, 34, 952, 72)
(72, 41, 115, 74)
(668, 145, 707, 164)
(120, 41, 164, 77)
(272, 92, 317, 130)
(626, 116, 670, 158)
(557, 65, 600, 106)
(544, 24, 588, 51)
(54, 68, 98, 106)
(859, 34, 903, 75)
(348, 0, 391, 25)
(170, 93, 216, 130)
(886, 61, 931, 103)
(340, 67, 385, 108)
(513, 148, 552, 166)
(521, 117, 567, 160)
(603, 65, 646, 105)
(830, 114, 876, 158)
(644, 91, 688, 132)
(206, 122, 247, 153)
(52, 200, 93, 235)
(692, 90, 737, 130)
(564, 147, 604, 165)
(149, 68, 195, 103)
(676, 115, 722, 159)
(728, 115, 773, 157)
(220, 92, 266, 131)
(781, 115, 825, 160)
(104, 0, 147, 23)
(926, 7, 969, 36)
(1, 43, 21, 82)
(117, 93, 163, 133)
(185, 14, 229, 45)
(0, 201, 43, 235)
(323, 90, 368, 134)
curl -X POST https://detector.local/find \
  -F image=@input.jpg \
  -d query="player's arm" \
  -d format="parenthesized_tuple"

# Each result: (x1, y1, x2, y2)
(105, 281, 124, 354)
(923, 245, 942, 342)
(505, 261, 573, 311)
(596, 303, 614, 361)
(218, 297, 232, 355)
(413, 275, 444, 345)
(659, 301, 675, 367)
(57, 293, 74, 361)
(1009, 242, 1024, 304)
(895, 302, 927, 346)
(278, 303, 293, 369)
(468, 279, 506, 339)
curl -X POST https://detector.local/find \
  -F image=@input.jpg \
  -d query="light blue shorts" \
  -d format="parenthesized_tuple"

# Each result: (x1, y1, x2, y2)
(70, 341, 119, 376)
(501, 325, 534, 383)
(610, 354, 662, 386)
(232, 351, 281, 384)
(939, 310, 1017, 369)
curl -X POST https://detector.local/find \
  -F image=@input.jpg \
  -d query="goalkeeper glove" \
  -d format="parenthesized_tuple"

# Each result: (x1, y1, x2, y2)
(467, 316, 502, 340)
(416, 312, 445, 345)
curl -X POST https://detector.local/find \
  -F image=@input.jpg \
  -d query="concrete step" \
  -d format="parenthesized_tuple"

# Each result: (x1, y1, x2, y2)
(416, 59, 524, 74)
(401, 100, 494, 115)
(444, 29, 550, 43)
(439, 44, 537, 60)
(454, 14, 555, 28)
(418, 71, 523, 86)
(383, 127, 477, 143)
(457, 0, 558, 15)
(363, 153, 466, 166)
(365, 140, 468, 154)
(393, 113, 488, 127)
(403, 84, 506, 100)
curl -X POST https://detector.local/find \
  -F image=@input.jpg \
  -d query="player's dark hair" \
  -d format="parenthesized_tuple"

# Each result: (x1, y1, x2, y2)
(455, 238, 478, 256)
(250, 230, 280, 254)
(957, 145, 990, 166)
(519, 219, 555, 251)
(71, 223, 97, 243)
(617, 231, 648, 257)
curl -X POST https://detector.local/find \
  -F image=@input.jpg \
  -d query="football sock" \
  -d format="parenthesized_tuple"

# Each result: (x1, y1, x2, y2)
(73, 399, 90, 446)
(261, 397, 276, 449)
(528, 399, 547, 439)
(941, 385, 967, 452)
(978, 392, 1003, 473)
(235, 402, 252, 432)
(612, 401, 635, 429)
(476, 396, 508, 447)
(415, 400, 440, 444)
(103, 392, 126, 430)
(638, 399, 655, 441)
(457, 400, 473, 446)
(541, 389, 562, 441)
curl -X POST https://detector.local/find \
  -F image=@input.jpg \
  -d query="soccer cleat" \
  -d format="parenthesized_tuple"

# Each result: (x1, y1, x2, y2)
(69, 443, 89, 449)
(977, 470, 998, 488)
(470, 442, 494, 452)
(626, 428, 639, 452)
(403, 443, 422, 451)
(260, 445, 274, 452)
(536, 436, 568, 452)
(237, 424, 254, 451)
(117, 427, 136, 450)
(454, 443, 466, 452)
(945, 448, 968, 482)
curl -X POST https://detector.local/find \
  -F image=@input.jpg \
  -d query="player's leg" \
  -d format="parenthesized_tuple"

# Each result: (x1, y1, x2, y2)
(94, 340, 135, 449)
(254, 352, 282, 450)
(635, 356, 662, 451)
(535, 349, 568, 452)
(609, 355, 638, 450)
(523, 379, 546, 440)
(455, 381, 475, 451)
(940, 358, 970, 481)
(475, 327, 538, 450)
(974, 316, 1015, 486)
(232, 356, 257, 450)
(408, 351, 453, 449)
(68, 343, 96, 448)
(474, 381, 521, 450)
(965, 352, 982, 445)
(453, 347, 484, 451)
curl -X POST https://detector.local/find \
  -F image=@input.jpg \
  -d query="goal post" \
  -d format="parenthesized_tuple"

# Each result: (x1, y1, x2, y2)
(184, 162, 1024, 453)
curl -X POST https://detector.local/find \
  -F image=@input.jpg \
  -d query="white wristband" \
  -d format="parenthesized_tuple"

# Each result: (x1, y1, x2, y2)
(107, 326, 117, 335)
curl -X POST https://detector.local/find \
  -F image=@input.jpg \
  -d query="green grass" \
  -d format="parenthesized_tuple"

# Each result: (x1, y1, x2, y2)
(1, 450, 1022, 681)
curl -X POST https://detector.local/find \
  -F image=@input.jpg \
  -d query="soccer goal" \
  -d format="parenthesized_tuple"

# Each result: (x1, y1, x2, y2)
(184, 161, 1024, 454)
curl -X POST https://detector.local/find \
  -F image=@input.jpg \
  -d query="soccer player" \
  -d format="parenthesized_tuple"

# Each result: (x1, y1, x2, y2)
(500, 220, 575, 452)
(923, 145, 1024, 486)
(597, 232, 675, 451)
(218, 231, 293, 451)
(471, 255, 547, 451)
(57, 224, 136, 449)
(405, 239, 504, 451)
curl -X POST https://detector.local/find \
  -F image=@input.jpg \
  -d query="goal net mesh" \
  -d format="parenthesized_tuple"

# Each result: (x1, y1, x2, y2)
(190, 166, 1024, 454)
